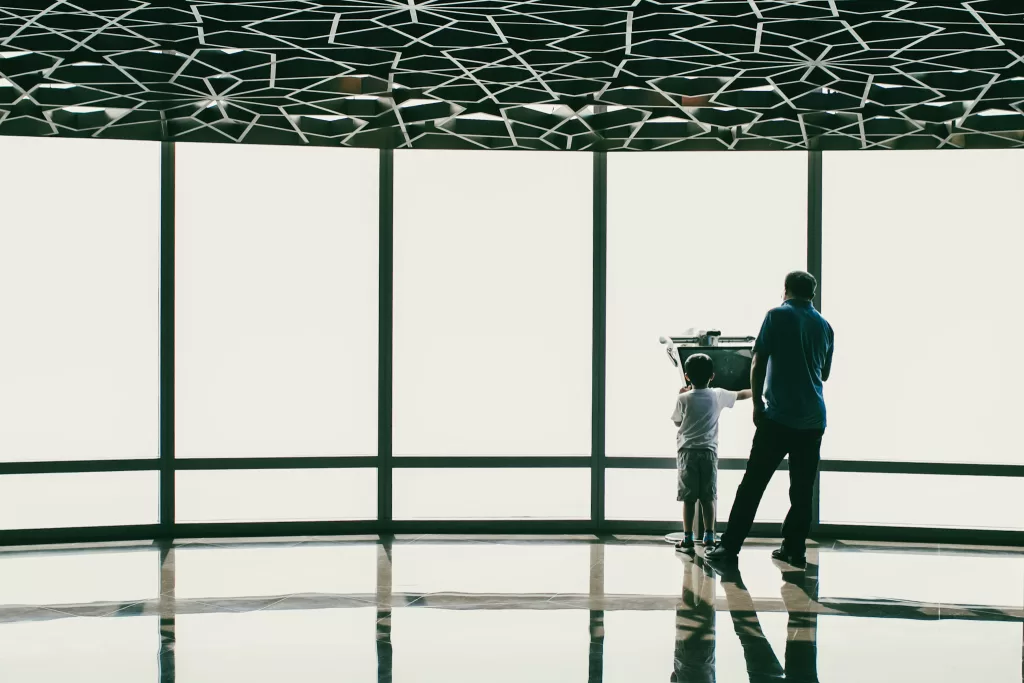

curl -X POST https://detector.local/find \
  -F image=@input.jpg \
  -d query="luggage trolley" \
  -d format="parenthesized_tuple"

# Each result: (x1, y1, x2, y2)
(659, 331, 755, 546)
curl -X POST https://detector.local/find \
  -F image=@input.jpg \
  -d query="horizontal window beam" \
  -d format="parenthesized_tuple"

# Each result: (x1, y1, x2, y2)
(605, 457, 1024, 477)
(1, 520, 1021, 548)
(0, 524, 162, 546)
(391, 456, 591, 468)
(0, 460, 160, 476)
(174, 457, 378, 470)
(816, 524, 1024, 547)
(821, 460, 1024, 477)
(0, 457, 1020, 477)
(605, 457, 769, 470)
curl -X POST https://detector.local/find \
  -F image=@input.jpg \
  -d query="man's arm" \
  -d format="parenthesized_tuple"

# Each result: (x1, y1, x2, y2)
(750, 351, 768, 412)
(750, 310, 772, 415)
(822, 331, 834, 382)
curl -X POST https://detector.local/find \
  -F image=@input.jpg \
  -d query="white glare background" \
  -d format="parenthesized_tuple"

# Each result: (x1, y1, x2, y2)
(0, 138, 1021, 530)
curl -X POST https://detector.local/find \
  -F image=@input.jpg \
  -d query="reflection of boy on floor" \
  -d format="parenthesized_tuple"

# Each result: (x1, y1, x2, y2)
(672, 354, 752, 550)
(671, 557, 716, 683)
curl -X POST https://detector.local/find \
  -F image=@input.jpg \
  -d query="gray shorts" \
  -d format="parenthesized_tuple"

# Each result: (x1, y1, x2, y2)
(676, 448, 718, 503)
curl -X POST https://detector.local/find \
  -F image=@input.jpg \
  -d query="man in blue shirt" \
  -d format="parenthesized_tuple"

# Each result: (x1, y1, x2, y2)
(707, 271, 834, 567)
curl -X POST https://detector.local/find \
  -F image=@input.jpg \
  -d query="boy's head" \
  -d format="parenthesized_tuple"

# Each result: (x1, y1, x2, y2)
(683, 353, 715, 388)
(784, 270, 817, 301)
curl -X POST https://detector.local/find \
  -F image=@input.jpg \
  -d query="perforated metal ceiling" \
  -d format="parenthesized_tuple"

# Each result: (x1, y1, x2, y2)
(1, 1, 1023, 150)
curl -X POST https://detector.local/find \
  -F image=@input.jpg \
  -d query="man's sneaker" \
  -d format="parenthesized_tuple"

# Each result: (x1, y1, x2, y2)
(702, 532, 716, 548)
(675, 536, 695, 551)
(704, 545, 738, 564)
(771, 547, 807, 568)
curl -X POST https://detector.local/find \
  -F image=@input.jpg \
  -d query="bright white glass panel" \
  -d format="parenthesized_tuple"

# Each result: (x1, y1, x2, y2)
(0, 616, 159, 681)
(603, 543, 808, 602)
(0, 137, 159, 462)
(607, 151, 806, 458)
(603, 610, 791, 683)
(175, 544, 378, 598)
(393, 150, 592, 456)
(605, 468, 791, 522)
(176, 469, 375, 523)
(176, 143, 377, 458)
(391, 543, 590, 594)
(176, 609, 377, 683)
(603, 544, 689, 596)
(820, 472, 1024, 530)
(817, 616, 1021, 683)
(0, 549, 158, 606)
(392, 468, 589, 520)
(602, 610, 676, 683)
(819, 548, 1024, 608)
(0, 472, 157, 529)
(392, 609, 589, 682)
(822, 150, 1024, 464)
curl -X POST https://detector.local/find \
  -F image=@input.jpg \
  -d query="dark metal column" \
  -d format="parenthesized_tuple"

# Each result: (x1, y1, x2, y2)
(378, 149, 394, 529)
(807, 151, 823, 532)
(159, 141, 176, 534)
(591, 152, 608, 533)
(158, 544, 176, 683)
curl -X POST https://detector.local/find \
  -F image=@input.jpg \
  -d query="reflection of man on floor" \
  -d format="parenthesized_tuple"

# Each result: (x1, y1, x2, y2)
(672, 556, 716, 683)
(716, 558, 820, 682)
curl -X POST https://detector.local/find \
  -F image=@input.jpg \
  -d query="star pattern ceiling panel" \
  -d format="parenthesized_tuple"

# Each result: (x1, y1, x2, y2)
(1, 1, 1023, 150)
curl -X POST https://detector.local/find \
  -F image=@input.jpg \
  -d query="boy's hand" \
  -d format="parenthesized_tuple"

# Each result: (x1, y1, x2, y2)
(679, 386, 692, 394)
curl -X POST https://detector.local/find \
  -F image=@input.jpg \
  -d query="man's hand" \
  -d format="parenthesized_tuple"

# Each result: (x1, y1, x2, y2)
(679, 385, 692, 394)
(752, 402, 766, 426)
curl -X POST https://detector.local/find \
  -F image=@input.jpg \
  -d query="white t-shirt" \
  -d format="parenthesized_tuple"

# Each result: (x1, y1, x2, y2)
(671, 388, 738, 452)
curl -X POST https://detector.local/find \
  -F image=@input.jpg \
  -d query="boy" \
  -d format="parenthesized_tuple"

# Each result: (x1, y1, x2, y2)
(672, 353, 752, 550)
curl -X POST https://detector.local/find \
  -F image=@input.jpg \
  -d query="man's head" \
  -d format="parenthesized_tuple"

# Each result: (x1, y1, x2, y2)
(683, 353, 715, 389)
(784, 270, 817, 302)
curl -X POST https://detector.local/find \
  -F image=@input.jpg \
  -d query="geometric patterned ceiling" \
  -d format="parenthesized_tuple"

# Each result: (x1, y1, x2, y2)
(1, 1, 1023, 151)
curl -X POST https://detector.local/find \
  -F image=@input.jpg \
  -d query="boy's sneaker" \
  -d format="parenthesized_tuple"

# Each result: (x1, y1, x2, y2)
(771, 547, 807, 569)
(702, 532, 716, 547)
(675, 536, 695, 551)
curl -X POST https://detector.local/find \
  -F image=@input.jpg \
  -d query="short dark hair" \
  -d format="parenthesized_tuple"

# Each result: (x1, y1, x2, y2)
(683, 353, 714, 388)
(784, 270, 817, 300)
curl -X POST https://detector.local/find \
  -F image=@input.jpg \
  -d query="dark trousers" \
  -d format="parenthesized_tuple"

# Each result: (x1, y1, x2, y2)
(721, 418, 823, 556)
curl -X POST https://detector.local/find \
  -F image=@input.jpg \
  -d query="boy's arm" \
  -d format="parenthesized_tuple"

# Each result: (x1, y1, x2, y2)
(736, 389, 753, 400)
(671, 395, 684, 426)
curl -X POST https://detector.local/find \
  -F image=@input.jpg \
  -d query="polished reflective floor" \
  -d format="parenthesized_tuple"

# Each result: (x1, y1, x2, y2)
(0, 535, 1020, 682)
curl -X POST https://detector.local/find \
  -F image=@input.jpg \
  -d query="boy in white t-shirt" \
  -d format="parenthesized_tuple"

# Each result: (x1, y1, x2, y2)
(672, 353, 752, 550)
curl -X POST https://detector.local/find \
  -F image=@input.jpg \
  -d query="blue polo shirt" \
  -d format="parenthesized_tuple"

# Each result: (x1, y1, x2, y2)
(754, 299, 834, 431)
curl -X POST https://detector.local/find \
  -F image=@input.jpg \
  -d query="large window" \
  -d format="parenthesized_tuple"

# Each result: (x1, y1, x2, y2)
(822, 150, 1024, 465)
(0, 472, 158, 530)
(606, 151, 807, 460)
(175, 143, 378, 459)
(392, 150, 592, 457)
(1, 135, 1021, 541)
(820, 472, 1024, 531)
(393, 468, 589, 520)
(0, 137, 159, 462)
(175, 469, 376, 523)
(605, 151, 806, 522)
(605, 468, 791, 523)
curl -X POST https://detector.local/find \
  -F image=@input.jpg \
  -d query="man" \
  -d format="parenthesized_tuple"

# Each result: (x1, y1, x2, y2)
(706, 271, 833, 568)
